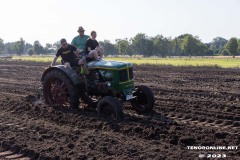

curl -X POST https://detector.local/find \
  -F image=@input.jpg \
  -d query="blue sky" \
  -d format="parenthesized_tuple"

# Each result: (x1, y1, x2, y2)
(0, 0, 239, 45)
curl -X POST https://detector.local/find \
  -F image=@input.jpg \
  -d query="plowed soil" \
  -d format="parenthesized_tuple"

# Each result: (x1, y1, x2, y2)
(0, 60, 239, 160)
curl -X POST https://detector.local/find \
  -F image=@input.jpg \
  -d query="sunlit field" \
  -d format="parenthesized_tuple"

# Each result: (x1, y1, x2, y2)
(10, 55, 240, 68)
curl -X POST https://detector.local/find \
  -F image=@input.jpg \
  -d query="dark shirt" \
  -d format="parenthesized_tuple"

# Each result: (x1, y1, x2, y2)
(56, 44, 78, 66)
(86, 38, 99, 54)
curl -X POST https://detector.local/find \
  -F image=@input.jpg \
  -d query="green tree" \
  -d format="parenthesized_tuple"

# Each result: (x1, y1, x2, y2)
(14, 38, 25, 55)
(152, 35, 164, 56)
(46, 43, 53, 49)
(172, 38, 182, 56)
(0, 38, 4, 54)
(33, 40, 44, 55)
(24, 43, 33, 54)
(174, 34, 192, 56)
(226, 37, 238, 58)
(203, 43, 214, 56)
(143, 38, 154, 57)
(28, 48, 34, 56)
(115, 39, 129, 55)
(210, 37, 228, 54)
(181, 35, 208, 56)
(5, 42, 15, 54)
(220, 48, 230, 56)
(131, 33, 153, 57)
(181, 35, 197, 56)
(153, 35, 174, 57)
(237, 39, 240, 54)
(99, 40, 117, 56)
(126, 44, 134, 56)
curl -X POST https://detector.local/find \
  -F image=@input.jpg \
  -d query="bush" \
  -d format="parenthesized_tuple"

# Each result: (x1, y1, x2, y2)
(28, 48, 34, 56)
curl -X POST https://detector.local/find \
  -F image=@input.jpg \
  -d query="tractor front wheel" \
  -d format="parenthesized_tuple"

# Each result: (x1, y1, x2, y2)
(131, 85, 154, 113)
(97, 96, 123, 120)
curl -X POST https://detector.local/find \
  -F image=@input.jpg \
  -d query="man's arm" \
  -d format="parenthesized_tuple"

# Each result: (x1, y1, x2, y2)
(72, 45, 81, 57)
(50, 56, 58, 66)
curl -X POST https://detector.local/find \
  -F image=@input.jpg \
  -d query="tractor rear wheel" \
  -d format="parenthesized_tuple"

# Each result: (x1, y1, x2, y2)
(42, 70, 79, 109)
(97, 96, 123, 120)
(131, 85, 154, 113)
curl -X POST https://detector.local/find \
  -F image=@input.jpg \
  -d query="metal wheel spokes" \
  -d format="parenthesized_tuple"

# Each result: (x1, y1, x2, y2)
(49, 78, 70, 106)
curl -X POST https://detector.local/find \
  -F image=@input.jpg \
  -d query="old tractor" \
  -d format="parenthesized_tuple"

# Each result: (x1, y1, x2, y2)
(41, 60, 154, 120)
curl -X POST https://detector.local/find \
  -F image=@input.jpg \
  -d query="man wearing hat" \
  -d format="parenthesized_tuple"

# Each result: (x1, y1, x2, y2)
(71, 26, 90, 52)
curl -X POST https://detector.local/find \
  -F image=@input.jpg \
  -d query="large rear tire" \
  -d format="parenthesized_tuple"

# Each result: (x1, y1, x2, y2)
(42, 70, 79, 109)
(97, 96, 124, 121)
(131, 85, 154, 113)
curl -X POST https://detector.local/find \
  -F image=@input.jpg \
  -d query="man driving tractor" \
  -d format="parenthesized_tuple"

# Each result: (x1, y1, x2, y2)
(50, 38, 81, 67)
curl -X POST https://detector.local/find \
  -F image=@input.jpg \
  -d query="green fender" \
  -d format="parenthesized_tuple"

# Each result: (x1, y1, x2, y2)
(41, 65, 81, 85)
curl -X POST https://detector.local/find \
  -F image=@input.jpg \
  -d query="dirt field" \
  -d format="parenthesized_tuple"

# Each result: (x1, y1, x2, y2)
(0, 60, 239, 160)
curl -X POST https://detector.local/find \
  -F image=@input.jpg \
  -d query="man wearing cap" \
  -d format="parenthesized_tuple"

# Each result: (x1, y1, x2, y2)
(71, 26, 90, 52)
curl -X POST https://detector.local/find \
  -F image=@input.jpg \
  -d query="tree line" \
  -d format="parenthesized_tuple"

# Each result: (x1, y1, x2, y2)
(0, 38, 60, 56)
(0, 33, 239, 57)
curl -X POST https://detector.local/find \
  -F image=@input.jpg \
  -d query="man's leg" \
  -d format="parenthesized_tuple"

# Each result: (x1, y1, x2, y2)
(97, 46, 104, 58)
(78, 59, 85, 65)
(88, 50, 99, 60)
(78, 57, 89, 75)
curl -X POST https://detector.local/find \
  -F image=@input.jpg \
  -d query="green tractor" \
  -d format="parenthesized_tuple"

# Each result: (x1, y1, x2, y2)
(41, 60, 154, 120)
